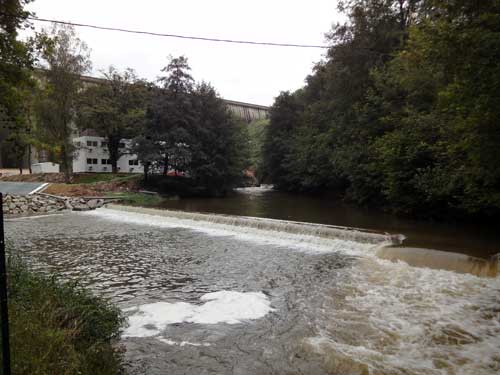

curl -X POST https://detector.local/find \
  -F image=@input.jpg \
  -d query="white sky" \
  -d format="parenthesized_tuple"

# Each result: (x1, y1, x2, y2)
(22, 0, 343, 106)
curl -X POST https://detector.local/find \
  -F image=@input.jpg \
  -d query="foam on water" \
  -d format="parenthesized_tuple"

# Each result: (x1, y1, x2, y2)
(123, 291, 274, 338)
(235, 185, 274, 194)
(158, 338, 211, 347)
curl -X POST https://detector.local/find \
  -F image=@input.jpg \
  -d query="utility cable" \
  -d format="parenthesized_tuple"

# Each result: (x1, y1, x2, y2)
(24, 15, 330, 49)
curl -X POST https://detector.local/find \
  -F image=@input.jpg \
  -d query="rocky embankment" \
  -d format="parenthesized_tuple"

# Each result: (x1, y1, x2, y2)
(2, 193, 107, 215)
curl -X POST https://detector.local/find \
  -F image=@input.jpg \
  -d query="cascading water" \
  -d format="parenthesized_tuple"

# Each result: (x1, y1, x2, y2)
(5, 206, 500, 375)
(104, 204, 403, 245)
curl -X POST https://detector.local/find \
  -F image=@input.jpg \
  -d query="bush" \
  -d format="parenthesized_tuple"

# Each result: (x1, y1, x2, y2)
(2, 258, 124, 374)
(143, 175, 212, 197)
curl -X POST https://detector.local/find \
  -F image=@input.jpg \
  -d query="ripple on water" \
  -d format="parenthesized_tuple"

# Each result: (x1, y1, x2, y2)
(5, 209, 500, 375)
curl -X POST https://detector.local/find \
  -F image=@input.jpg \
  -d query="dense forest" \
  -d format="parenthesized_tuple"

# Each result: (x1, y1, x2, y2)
(262, 0, 500, 219)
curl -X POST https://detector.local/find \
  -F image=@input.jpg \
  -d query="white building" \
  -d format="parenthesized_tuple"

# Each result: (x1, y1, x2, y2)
(31, 162, 60, 173)
(73, 136, 143, 173)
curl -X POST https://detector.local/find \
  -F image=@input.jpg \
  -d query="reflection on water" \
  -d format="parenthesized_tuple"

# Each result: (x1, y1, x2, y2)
(5, 207, 500, 375)
(160, 186, 500, 258)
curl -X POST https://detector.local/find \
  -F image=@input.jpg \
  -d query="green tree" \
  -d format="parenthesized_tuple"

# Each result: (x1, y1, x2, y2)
(147, 55, 195, 174)
(0, 0, 35, 170)
(138, 56, 248, 195)
(35, 24, 91, 182)
(263, 0, 500, 219)
(190, 82, 248, 195)
(247, 118, 269, 183)
(263, 0, 420, 195)
(131, 135, 161, 182)
(78, 66, 148, 173)
(262, 91, 304, 190)
(371, 0, 500, 216)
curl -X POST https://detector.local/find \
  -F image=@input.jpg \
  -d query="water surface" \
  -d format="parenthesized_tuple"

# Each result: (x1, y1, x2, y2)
(5, 207, 500, 375)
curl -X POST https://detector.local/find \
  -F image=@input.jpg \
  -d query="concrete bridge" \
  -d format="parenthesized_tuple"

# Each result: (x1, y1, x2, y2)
(80, 74, 269, 123)
(224, 99, 269, 123)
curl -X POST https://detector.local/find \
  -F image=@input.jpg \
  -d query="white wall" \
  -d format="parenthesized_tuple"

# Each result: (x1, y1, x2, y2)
(73, 136, 144, 173)
(31, 162, 60, 173)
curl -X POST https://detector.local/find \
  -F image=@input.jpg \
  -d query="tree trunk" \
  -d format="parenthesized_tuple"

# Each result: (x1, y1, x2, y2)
(163, 154, 169, 175)
(109, 136, 119, 174)
(28, 144, 32, 174)
(144, 162, 149, 183)
(61, 143, 72, 183)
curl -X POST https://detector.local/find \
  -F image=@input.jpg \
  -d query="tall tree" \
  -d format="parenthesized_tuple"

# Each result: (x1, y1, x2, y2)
(190, 82, 248, 195)
(78, 66, 148, 173)
(0, 0, 35, 170)
(371, 0, 500, 216)
(262, 91, 304, 190)
(35, 24, 91, 182)
(263, 0, 500, 219)
(136, 56, 248, 195)
(147, 55, 195, 174)
(247, 118, 269, 183)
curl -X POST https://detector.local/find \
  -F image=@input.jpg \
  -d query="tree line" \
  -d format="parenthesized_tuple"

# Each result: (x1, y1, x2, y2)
(1, 2, 248, 195)
(262, 0, 500, 219)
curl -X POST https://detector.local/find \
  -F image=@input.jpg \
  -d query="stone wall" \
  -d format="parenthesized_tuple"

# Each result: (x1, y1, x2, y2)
(1, 194, 105, 215)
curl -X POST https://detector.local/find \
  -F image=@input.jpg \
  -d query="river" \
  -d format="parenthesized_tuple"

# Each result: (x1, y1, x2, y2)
(160, 186, 500, 259)
(4, 187, 500, 374)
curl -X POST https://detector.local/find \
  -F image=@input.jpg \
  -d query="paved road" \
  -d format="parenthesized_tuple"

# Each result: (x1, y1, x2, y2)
(0, 182, 47, 195)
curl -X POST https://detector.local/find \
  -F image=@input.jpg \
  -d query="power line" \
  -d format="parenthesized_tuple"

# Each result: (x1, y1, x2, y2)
(26, 15, 330, 49)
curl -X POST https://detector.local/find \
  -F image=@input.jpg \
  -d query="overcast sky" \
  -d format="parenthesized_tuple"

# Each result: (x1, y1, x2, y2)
(23, 1, 343, 106)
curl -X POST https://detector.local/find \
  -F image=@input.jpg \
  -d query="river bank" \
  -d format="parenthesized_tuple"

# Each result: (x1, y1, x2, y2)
(5, 258, 124, 374)
(1, 193, 108, 215)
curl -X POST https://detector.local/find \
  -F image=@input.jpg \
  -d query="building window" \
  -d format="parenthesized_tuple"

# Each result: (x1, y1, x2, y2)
(87, 158, 98, 165)
(101, 141, 108, 147)
(93, 141, 98, 147)
(128, 159, 139, 166)
(87, 141, 92, 147)
(75, 141, 81, 147)
(87, 140, 98, 147)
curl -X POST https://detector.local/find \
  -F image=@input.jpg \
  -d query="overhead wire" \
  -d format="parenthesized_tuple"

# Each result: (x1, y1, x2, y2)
(22, 15, 330, 49)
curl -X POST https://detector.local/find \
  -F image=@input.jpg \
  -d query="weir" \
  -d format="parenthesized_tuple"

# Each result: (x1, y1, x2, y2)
(104, 204, 403, 245)
(101, 205, 499, 277)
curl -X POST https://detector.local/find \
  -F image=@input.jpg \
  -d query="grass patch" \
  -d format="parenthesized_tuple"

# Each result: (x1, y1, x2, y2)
(105, 192, 165, 207)
(3, 257, 124, 374)
(73, 173, 139, 185)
